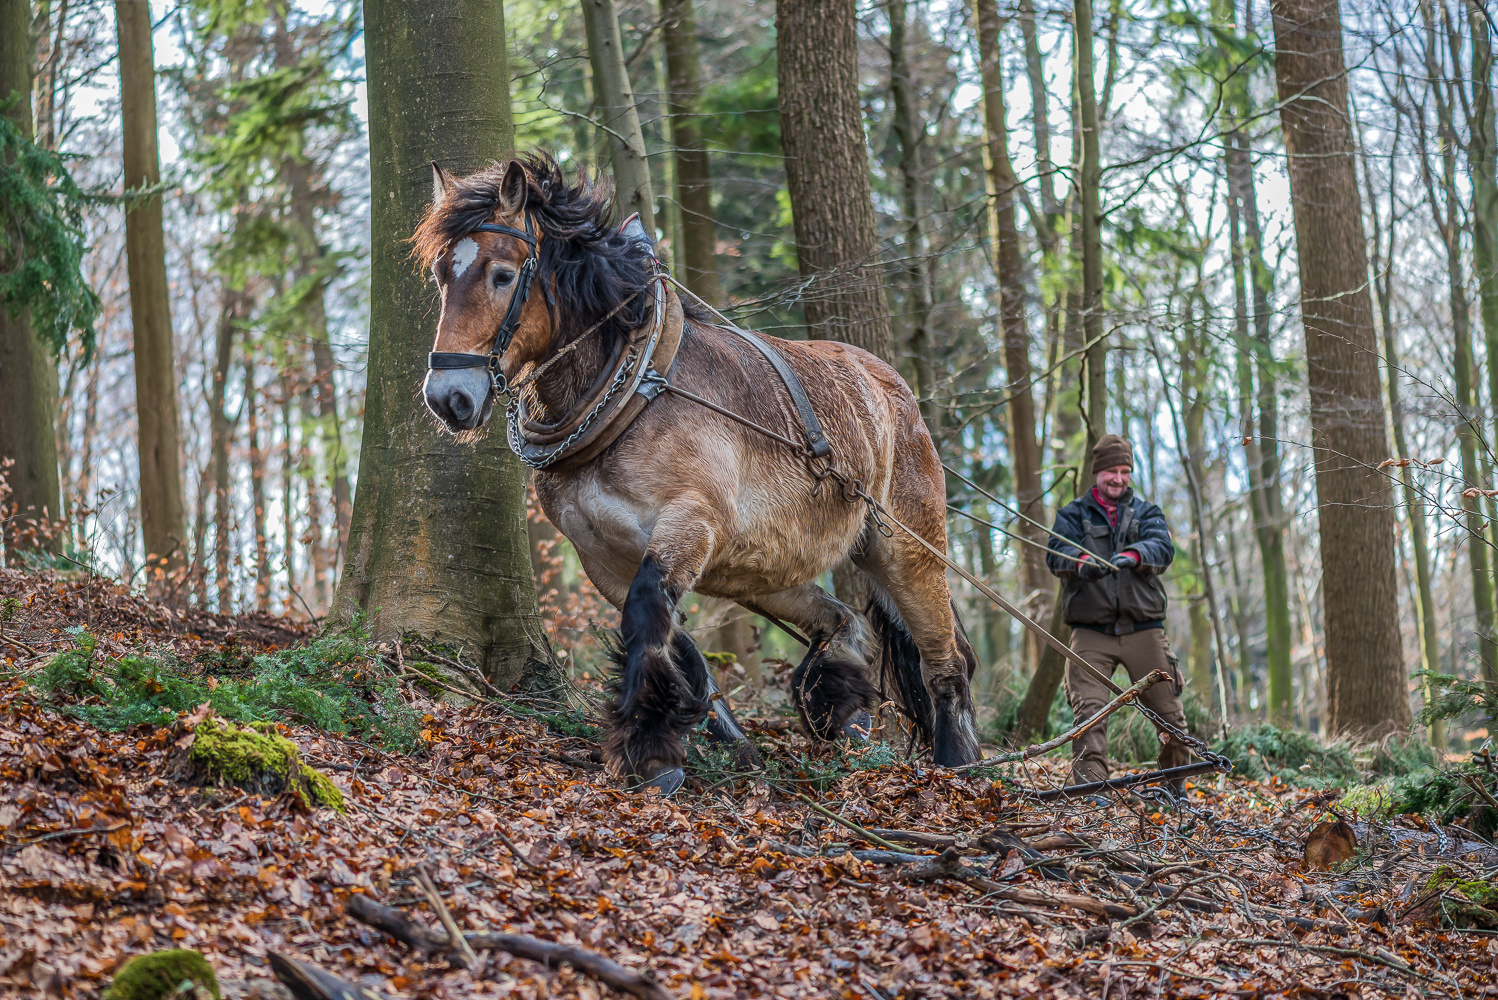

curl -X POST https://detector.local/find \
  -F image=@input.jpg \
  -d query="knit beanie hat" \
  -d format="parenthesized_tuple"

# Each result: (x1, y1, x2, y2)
(1092, 434, 1134, 473)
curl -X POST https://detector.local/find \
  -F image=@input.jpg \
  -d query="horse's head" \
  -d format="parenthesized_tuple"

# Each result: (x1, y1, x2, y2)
(414, 153, 657, 436)
(416, 159, 554, 432)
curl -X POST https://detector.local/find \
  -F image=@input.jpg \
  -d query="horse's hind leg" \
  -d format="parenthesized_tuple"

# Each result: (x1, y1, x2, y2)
(856, 521, 982, 768)
(750, 584, 879, 742)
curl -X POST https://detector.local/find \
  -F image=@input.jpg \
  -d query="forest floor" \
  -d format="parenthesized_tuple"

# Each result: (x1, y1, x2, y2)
(3, 570, 1498, 999)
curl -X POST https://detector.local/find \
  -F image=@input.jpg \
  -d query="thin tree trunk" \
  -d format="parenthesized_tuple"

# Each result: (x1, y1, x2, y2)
(74, 356, 98, 556)
(246, 355, 271, 613)
(1467, 1, 1498, 495)
(973, 0, 1048, 672)
(281, 383, 297, 615)
(0, 0, 62, 563)
(776, 0, 895, 362)
(335, 0, 555, 690)
(116, 0, 187, 594)
(1367, 134, 1443, 747)
(660, 0, 718, 304)
(583, 0, 655, 233)
(1074, 0, 1106, 472)
(1271, 0, 1409, 736)
(211, 286, 245, 613)
(890, 0, 939, 433)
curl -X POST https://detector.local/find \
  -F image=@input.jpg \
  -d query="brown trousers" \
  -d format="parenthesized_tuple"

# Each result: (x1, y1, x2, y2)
(1065, 627, 1190, 785)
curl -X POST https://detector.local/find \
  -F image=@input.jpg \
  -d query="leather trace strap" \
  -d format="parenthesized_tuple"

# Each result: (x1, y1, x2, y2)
(719, 324, 831, 459)
(426, 214, 541, 391)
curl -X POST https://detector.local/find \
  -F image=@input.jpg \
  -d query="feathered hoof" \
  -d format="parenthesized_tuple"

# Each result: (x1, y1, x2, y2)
(842, 710, 873, 742)
(634, 766, 685, 797)
(730, 740, 765, 773)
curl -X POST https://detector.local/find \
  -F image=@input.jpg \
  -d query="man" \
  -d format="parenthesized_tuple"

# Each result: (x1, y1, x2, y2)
(1046, 434, 1189, 790)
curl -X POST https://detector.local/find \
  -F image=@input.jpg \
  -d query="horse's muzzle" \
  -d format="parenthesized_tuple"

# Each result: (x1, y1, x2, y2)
(423, 368, 494, 432)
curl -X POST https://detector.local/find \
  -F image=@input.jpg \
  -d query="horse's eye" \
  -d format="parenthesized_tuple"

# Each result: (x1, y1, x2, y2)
(491, 268, 516, 288)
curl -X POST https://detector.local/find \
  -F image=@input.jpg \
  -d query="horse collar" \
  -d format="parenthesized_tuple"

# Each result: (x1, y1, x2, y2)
(426, 212, 543, 393)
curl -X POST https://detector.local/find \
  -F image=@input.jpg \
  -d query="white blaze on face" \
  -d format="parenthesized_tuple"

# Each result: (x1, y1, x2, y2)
(450, 237, 480, 281)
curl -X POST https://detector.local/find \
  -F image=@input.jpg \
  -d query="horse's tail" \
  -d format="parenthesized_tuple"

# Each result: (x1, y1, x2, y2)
(866, 595, 934, 745)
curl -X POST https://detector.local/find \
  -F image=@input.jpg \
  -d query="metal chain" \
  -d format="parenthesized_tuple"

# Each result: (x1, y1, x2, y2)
(507, 344, 640, 469)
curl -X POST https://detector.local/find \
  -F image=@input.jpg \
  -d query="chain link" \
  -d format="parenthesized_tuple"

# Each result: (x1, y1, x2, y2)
(507, 344, 641, 470)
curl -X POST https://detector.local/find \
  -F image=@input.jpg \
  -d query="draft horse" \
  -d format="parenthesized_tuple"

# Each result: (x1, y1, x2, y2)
(417, 152, 981, 792)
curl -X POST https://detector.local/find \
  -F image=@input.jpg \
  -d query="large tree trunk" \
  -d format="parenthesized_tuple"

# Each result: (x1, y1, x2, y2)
(776, 0, 895, 362)
(889, 0, 939, 434)
(660, 0, 718, 304)
(334, 0, 555, 691)
(973, 0, 1048, 672)
(116, 0, 187, 594)
(1270, 0, 1408, 736)
(1074, 0, 1106, 472)
(583, 0, 654, 234)
(0, 0, 62, 563)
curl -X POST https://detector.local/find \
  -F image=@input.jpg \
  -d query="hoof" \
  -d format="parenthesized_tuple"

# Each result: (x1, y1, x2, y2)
(730, 741, 765, 773)
(635, 767, 685, 796)
(842, 710, 873, 742)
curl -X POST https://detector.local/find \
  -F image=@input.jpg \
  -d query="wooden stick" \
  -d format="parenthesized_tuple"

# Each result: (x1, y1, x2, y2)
(956, 670, 1168, 770)
(346, 894, 677, 1000)
(864, 828, 959, 849)
(795, 794, 914, 853)
(896, 847, 1137, 920)
(269, 952, 391, 1000)
(414, 865, 480, 969)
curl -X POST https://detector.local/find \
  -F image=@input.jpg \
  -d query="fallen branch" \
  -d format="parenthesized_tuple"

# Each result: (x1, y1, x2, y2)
(971, 671, 1169, 768)
(1017, 761, 1224, 800)
(347, 893, 677, 1000)
(415, 865, 479, 969)
(864, 828, 959, 850)
(795, 794, 915, 853)
(270, 952, 391, 1000)
(896, 847, 1136, 920)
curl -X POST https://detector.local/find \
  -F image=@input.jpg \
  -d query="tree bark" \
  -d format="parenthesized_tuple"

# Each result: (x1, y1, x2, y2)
(889, 0, 939, 434)
(116, 0, 187, 594)
(583, 0, 655, 234)
(1074, 0, 1106, 472)
(334, 0, 555, 691)
(246, 354, 271, 613)
(211, 284, 246, 613)
(973, 0, 1048, 671)
(0, 0, 62, 563)
(776, 0, 895, 362)
(1270, 0, 1409, 736)
(660, 0, 718, 304)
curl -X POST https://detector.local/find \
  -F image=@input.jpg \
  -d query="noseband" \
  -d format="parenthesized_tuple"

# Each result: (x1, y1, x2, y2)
(426, 213, 542, 394)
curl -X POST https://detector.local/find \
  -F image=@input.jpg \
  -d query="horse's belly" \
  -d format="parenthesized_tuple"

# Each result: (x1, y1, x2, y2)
(696, 498, 863, 599)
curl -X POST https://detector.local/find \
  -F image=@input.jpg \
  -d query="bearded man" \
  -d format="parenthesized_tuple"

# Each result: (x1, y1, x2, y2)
(1046, 434, 1189, 790)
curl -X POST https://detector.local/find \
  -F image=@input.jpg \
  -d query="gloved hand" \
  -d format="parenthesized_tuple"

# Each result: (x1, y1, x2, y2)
(1077, 557, 1108, 581)
(1111, 551, 1141, 570)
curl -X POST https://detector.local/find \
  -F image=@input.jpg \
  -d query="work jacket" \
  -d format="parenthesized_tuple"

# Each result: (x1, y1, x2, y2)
(1045, 488, 1174, 635)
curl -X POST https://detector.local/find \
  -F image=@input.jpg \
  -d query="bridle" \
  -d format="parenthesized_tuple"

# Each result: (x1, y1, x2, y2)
(426, 213, 545, 394)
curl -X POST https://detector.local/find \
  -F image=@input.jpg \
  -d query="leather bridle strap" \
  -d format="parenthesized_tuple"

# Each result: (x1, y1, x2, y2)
(426, 215, 541, 391)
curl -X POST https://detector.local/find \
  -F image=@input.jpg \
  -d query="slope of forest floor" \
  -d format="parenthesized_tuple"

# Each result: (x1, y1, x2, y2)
(3, 570, 1498, 999)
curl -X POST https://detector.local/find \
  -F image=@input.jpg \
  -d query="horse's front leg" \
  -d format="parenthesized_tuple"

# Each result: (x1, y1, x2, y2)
(604, 505, 721, 793)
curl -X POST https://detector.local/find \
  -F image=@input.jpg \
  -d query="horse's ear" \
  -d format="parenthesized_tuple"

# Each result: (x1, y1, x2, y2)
(499, 160, 529, 216)
(431, 161, 455, 208)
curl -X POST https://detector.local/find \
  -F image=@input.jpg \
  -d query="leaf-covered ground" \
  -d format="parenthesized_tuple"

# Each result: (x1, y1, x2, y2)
(4, 571, 1498, 999)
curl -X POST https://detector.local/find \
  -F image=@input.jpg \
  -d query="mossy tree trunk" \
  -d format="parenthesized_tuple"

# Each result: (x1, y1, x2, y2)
(333, 0, 556, 692)
(0, 0, 62, 563)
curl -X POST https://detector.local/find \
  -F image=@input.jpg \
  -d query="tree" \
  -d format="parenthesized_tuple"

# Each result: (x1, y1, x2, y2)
(972, 0, 1048, 674)
(1074, 0, 1106, 473)
(333, 0, 555, 691)
(582, 0, 654, 233)
(1271, 0, 1409, 735)
(660, 0, 718, 303)
(776, 0, 895, 362)
(116, 0, 188, 592)
(0, 0, 61, 561)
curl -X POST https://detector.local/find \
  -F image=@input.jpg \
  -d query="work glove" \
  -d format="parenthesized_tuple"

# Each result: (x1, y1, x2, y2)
(1111, 551, 1141, 571)
(1077, 557, 1108, 581)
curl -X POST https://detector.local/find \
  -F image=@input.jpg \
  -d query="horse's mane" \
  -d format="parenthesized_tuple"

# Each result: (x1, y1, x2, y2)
(412, 151, 709, 353)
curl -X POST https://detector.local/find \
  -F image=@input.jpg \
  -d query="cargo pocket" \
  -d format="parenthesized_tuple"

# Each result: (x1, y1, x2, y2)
(1162, 636, 1184, 695)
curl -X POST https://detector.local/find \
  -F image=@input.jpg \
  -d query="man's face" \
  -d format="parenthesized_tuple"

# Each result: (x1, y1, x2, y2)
(1096, 464, 1131, 500)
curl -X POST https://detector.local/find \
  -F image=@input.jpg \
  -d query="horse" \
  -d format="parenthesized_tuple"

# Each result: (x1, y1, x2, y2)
(416, 151, 981, 792)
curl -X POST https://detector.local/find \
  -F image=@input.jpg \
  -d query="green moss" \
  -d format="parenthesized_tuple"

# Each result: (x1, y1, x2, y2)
(186, 717, 345, 813)
(1424, 866, 1498, 928)
(104, 949, 220, 1000)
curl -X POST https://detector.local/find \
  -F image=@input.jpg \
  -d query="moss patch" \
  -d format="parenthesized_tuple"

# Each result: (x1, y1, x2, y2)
(1424, 867, 1498, 929)
(104, 949, 220, 1000)
(180, 717, 345, 813)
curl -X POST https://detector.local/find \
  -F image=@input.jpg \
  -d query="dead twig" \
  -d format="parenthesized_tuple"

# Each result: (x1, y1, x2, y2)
(898, 847, 1137, 920)
(796, 794, 914, 854)
(414, 865, 480, 969)
(962, 671, 1169, 769)
(346, 894, 677, 1000)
